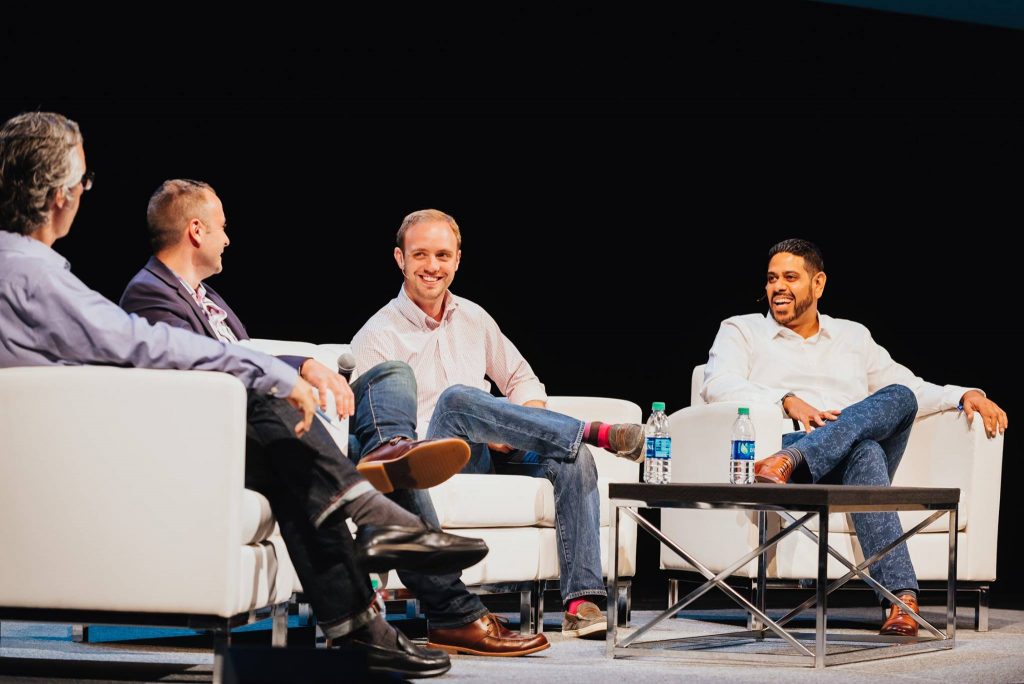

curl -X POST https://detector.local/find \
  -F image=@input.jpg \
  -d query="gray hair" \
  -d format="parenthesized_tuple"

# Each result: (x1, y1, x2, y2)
(0, 112, 83, 235)
(146, 179, 215, 252)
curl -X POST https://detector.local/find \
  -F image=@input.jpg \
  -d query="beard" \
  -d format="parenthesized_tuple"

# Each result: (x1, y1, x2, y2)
(771, 290, 814, 326)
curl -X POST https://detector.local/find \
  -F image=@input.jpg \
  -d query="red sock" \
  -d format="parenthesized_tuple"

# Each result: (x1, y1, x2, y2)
(583, 422, 612, 450)
(566, 598, 587, 615)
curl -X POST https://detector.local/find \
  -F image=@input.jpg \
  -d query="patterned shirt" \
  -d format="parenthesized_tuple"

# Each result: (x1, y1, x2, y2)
(176, 276, 239, 344)
(352, 286, 547, 436)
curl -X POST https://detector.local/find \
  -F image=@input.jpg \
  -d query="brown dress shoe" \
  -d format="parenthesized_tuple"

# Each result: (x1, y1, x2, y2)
(357, 437, 470, 493)
(880, 593, 920, 636)
(428, 613, 550, 657)
(753, 453, 796, 484)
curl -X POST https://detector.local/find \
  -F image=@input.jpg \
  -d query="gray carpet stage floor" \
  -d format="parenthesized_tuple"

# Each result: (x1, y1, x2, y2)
(2, 606, 1023, 683)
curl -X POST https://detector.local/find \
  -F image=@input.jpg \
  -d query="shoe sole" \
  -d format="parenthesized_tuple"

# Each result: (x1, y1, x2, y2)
(425, 641, 550, 657)
(357, 439, 471, 493)
(358, 543, 489, 575)
(562, 620, 608, 638)
(369, 662, 452, 679)
(754, 474, 787, 484)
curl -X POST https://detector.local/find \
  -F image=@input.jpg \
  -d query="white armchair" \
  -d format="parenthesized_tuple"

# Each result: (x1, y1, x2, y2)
(659, 365, 1004, 630)
(0, 366, 299, 646)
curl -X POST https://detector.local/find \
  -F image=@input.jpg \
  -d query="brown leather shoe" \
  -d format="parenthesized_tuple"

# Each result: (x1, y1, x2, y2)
(428, 613, 550, 657)
(753, 453, 796, 484)
(357, 437, 470, 493)
(880, 593, 920, 637)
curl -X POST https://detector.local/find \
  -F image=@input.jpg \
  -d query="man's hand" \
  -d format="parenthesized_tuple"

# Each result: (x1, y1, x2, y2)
(300, 359, 355, 418)
(783, 394, 841, 433)
(285, 377, 318, 437)
(961, 390, 1008, 438)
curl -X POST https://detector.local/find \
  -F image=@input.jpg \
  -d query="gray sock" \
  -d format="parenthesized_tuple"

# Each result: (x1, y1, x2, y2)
(778, 446, 805, 469)
(342, 490, 424, 530)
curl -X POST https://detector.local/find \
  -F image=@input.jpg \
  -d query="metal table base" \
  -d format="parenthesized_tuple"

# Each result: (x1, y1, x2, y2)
(606, 483, 958, 668)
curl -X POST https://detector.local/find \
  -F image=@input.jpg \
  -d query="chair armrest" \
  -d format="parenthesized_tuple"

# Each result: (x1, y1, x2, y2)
(0, 366, 248, 616)
(897, 409, 1003, 579)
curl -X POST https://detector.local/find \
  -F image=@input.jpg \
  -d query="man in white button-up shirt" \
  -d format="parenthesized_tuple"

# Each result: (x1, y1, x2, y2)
(702, 239, 1008, 637)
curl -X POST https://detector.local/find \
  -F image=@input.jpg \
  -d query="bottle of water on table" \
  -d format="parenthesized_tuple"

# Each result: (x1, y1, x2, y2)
(644, 401, 672, 484)
(730, 407, 755, 484)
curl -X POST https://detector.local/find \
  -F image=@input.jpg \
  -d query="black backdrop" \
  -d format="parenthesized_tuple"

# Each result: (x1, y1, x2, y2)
(2, 1, 1020, 608)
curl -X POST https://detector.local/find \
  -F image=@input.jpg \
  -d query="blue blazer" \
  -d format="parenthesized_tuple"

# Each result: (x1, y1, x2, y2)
(120, 256, 307, 371)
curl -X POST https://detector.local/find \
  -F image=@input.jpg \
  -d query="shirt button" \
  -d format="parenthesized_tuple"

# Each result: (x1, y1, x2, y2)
(270, 386, 279, 395)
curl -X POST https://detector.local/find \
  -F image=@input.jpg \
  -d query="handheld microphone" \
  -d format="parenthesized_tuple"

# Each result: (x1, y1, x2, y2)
(337, 352, 357, 382)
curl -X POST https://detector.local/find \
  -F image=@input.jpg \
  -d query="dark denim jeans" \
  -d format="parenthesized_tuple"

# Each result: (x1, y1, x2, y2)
(783, 383, 920, 602)
(244, 360, 475, 634)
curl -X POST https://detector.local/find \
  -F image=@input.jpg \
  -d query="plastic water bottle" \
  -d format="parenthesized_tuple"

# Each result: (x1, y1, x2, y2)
(730, 407, 755, 484)
(644, 402, 672, 484)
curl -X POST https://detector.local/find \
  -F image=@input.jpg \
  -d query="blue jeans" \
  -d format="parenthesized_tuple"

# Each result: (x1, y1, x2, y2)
(782, 384, 920, 603)
(426, 385, 605, 605)
(348, 364, 489, 628)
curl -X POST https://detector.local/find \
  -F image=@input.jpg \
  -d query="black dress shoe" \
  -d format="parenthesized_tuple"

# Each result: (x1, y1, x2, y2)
(349, 629, 451, 679)
(355, 524, 489, 574)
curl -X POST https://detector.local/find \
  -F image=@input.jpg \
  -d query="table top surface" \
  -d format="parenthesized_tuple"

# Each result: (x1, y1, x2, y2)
(609, 482, 959, 508)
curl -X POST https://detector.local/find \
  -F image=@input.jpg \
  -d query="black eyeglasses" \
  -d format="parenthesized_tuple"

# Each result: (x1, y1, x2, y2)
(80, 170, 94, 192)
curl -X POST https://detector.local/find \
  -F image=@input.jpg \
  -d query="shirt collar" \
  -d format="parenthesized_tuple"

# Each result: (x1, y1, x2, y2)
(395, 285, 459, 330)
(0, 231, 71, 270)
(763, 311, 833, 341)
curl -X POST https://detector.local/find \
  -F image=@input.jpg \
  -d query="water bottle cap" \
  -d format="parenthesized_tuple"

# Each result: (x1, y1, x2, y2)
(651, 401, 665, 411)
(738, 407, 750, 415)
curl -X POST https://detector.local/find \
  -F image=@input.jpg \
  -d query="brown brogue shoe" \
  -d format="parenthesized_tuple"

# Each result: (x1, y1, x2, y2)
(880, 593, 920, 637)
(427, 613, 550, 657)
(753, 453, 796, 484)
(357, 437, 470, 493)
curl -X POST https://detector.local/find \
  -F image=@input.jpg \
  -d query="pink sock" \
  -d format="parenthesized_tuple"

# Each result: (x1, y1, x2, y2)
(566, 598, 587, 615)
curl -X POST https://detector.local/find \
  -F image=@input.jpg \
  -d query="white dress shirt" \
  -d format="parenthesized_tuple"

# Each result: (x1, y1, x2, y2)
(352, 286, 547, 436)
(701, 312, 976, 417)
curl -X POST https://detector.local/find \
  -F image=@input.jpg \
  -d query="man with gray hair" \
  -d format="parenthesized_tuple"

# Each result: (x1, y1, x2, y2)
(0, 112, 483, 679)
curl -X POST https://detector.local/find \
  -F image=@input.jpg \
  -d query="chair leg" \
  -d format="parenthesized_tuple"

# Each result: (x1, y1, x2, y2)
(532, 580, 546, 634)
(271, 601, 288, 647)
(975, 585, 990, 632)
(616, 580, 632, 626)
(211, 627, 231, 684)
(667, 578, 679, 608)
(520, 586, 534, 635)
(71, 624, 89, 643)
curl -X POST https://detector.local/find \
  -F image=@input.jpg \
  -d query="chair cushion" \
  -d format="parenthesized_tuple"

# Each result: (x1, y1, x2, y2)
(429, 474, 556, 528)
(241, 489, 278, 545)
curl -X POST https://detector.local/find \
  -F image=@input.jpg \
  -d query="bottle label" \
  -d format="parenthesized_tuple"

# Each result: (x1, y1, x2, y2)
(731, 439, 755, 461)
(646, 436, 672, 459)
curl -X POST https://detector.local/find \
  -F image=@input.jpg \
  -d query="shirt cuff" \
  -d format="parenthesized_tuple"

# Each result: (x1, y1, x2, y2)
(508, 381, 548, 407)
(945, 384, 983, 411)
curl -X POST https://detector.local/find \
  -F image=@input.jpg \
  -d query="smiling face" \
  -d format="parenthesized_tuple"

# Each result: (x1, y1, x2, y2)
(394, 218, 461, 316)
(766, 251, 825, 332)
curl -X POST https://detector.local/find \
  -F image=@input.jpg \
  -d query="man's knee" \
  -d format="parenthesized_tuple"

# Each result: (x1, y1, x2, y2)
(561, 444, 599, 487)
(881, 384, 918, 416)
(366, 359, 415, 383)
(436, 384, 484, 413)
